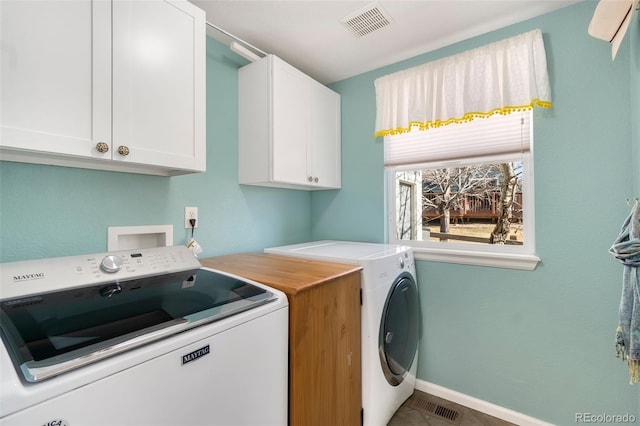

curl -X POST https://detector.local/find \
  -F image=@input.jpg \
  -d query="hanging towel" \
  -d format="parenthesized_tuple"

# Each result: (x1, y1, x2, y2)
(609, 200, 640, 384)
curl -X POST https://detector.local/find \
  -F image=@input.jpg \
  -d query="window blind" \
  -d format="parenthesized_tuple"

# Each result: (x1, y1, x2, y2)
(383, 110, 531, 167)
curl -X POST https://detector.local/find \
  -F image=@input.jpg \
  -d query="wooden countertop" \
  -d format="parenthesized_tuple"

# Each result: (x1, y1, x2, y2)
(200, 253, 362, 295)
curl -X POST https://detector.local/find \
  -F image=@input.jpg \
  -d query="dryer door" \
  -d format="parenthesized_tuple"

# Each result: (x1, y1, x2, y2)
(379, 272, 420, 386)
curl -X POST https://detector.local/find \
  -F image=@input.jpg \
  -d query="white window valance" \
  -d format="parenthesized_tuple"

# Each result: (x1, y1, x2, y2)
(374, 29, 552, 138)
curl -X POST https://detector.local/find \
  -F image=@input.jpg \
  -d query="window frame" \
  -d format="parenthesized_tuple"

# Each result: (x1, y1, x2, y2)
(386, 151, 540, 271)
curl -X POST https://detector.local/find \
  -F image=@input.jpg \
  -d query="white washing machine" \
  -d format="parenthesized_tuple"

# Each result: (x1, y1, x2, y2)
(0, 246, 289, 426)
(266, 240, 420, 426)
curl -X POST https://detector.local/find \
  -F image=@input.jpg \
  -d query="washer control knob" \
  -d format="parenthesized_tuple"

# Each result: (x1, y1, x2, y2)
(399, 257, 405, 268)
(101, 255, 123, 273)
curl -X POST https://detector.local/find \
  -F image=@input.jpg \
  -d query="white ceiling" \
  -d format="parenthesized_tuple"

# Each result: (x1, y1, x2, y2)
(190, 0, 580, 84)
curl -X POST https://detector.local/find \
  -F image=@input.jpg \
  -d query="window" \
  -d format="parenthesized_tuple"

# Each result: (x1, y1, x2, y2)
(374, 30, 550, 270)
(386, 111, 539, 270)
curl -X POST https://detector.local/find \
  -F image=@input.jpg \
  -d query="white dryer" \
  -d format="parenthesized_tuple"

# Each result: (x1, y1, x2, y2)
(266, 240, 420, 426)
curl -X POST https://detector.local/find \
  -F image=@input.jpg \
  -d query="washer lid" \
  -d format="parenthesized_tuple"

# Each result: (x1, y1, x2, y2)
(0, 268, 277, 382)
(266, 240, 409, 263)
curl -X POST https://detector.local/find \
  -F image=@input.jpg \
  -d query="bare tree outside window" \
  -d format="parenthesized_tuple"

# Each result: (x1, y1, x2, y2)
(394, 161, 524, 245)
(489, 163, 519, 244)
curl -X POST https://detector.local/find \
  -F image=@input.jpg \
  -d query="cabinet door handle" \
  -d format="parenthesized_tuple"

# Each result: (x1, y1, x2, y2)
(117, 146, 130, 156)
(314, 177, 319, 183)
(96, 142, 109, 153)
(308, 176, 313, 182)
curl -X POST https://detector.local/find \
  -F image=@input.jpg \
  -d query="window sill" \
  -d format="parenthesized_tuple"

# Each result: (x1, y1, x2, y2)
(413, 247, 540, 270)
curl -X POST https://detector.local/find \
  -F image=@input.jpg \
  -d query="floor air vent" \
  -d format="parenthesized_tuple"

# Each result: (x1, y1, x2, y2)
(409, 395, 462, 425)
(340, 2, 392, 37)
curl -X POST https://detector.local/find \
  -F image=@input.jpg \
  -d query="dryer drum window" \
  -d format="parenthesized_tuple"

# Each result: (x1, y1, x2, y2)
(378, 272, 420, 386)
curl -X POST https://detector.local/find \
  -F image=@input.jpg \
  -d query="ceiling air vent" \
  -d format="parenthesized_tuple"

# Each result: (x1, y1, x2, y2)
(340, 2, 392, 37)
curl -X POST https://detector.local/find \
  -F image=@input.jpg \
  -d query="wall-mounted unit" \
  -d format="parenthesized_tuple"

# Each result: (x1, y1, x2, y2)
(238, 55, 341, 190)
(0, 0, 206, 176)
(107, 225, 173, 252)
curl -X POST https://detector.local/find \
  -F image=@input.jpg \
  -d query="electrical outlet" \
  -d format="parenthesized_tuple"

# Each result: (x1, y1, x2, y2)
(184, 207, 198, 229)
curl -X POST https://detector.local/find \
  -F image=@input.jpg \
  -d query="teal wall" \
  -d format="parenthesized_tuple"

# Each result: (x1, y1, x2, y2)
(1, 4, 638, 425)
(632, 9, 640, 195)
(315, 2, 639, 425)
(0, 39, 311, 262)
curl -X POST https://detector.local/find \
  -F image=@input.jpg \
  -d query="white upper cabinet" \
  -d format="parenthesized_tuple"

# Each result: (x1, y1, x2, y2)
(0, 0, 205, 176)
(239, 55, 341, 190)
(0, 1, 110, 160)
(111, 0, 205, 173)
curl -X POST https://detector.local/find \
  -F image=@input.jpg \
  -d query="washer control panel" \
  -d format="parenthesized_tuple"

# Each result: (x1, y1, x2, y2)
(363, 247, 415, 288)
(0, 246, 201, 300)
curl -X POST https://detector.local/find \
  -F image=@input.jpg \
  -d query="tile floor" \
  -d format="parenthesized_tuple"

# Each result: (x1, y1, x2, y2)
(388, 390, 517, 426)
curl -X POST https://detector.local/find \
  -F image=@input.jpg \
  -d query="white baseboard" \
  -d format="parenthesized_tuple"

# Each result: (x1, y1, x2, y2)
(414, 379, 555, 426)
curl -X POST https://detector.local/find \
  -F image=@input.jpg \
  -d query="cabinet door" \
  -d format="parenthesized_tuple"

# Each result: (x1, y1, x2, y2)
(112, 0, 205, 172)
(0, 0, 111, 159)
(271, 57, 310, 186)
(309, 83, 341, 189)
(289, 273, 362, 425)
